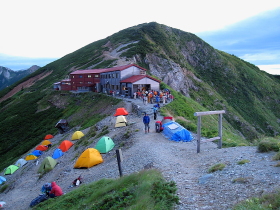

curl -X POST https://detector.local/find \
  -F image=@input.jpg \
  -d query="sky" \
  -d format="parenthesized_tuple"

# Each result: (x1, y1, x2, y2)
(0, 0, 279, 75)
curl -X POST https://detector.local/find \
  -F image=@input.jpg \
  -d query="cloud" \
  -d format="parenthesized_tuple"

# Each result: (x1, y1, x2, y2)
(197, 8, 280, 67)
(0, 54, 57, 70)
(257, 64, 280, 75)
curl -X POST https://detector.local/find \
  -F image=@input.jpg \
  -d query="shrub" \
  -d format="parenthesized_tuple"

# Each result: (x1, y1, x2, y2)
(273, 152, 280, 161)
(258, 140, 279, 152)
(237, 159, 250, 165)
(208, 163, 226, 173)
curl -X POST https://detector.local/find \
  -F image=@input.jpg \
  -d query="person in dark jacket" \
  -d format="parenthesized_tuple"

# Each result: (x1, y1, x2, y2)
(143, 113, 150, 133)
(49, 182, 63, 198)
(41, 183, 52, 196)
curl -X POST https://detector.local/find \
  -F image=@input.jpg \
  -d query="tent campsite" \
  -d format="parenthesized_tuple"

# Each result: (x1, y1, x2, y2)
(35, 145, 48, 151)
(38, 156, 57, 173)
(32, 150, 43, 157)
(25, 154, 38, 161)
(52, 148, 64, 159)
(71, 131, 84, 140)
(115, 115, 127, 127)
(95, 136, 115, 153)
(114, 107, 129, 116)
(74, 148, 103, 168)
(44, 134, 54, 140)
(162, 121, 193, 142)
(15, 158, 27, 167)
(59, 140, 73, 152)
(41, 140, 52, 146)
(0, 176, 6, 184)
(4, 165, 19, 175)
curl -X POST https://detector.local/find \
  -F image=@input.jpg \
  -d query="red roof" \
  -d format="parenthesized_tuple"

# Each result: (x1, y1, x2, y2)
(70, 64, 147, 75)
(120, 75, 161, 83)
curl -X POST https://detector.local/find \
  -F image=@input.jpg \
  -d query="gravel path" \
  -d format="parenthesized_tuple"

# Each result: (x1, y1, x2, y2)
(1, 97, 280, 210)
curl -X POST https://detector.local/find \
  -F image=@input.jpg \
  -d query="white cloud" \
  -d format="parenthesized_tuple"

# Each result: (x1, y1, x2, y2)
(257, 64, 280, 75)
(240, 52, 280, 62)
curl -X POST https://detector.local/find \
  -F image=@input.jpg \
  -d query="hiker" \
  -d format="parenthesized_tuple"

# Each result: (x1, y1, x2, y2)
(143, 95, 148, 105)
(153, 105, 158, 120)
(49, 182, 63, 198)
(143, 113, 150, 133)
(41, 183, 52, 196)
(133, 92, 137, 99)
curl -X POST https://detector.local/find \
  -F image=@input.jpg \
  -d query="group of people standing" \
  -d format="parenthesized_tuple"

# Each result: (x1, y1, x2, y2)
(134, 89, 174, 105)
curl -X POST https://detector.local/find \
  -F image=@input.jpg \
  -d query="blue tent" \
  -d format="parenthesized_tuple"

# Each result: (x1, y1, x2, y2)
(32, 150, 43, 157)
(162, 121, 193, 142)
(0, 176, 6, 184)
(52, 148, 64, 159)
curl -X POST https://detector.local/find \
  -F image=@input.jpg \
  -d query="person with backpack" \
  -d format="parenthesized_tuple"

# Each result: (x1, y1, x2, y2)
(41, 183, 52, 196)
(49, 182, 63, 198)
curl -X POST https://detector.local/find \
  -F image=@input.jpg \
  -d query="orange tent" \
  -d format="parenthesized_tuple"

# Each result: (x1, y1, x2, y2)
(44, 134, 54, 140)
(59, 140, 74, 152)
(35, 145, 48, 151)
(114, 108, 129, 116)
(41, 140, 52, 146)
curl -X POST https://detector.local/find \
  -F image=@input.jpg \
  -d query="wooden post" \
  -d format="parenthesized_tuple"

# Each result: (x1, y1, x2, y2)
(218, 113, 223, 149)
(116, 149, 123, 177)
(197, 116, 201, 153)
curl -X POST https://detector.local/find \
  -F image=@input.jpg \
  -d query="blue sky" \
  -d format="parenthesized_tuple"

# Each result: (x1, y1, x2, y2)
(0, 0, 279, 75)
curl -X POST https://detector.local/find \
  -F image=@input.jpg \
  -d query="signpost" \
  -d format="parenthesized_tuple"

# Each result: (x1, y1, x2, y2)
(116, 149, 123, 177)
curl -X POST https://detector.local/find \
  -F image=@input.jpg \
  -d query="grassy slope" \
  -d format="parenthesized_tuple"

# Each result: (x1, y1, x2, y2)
(33, 169, 179, 210)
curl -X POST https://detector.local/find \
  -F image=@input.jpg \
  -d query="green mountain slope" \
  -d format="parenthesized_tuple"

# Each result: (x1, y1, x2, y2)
(0, 22, 279, 171)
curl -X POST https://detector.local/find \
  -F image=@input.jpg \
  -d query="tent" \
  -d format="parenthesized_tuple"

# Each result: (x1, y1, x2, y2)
(32, 150, 43, 157)
(95, 136, 115, 153)
(0, 176, 6, 184)
(74, 148, 103, 168)
(25, 154, 38, 160)
(59, 140, 73, 152)
(4, 165, 19, 175)
(35, 145, 48, 151)
(41, 140, 52, 146)
(38, 156, 57, 173)
(52, 148, 64, 159)
(71, 131, 84, 140)
(115, 115, 127, 127)
(114, 107, 129, 116)
(15, 158, 27, 167)
(44, 134, 54, 140)
(162, 121, 193, 142)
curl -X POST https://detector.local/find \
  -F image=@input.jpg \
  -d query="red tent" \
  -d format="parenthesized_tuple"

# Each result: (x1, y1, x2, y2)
(114, 108, 129, 116)
(44, 134, 54, 140)
(35, 145, 48, 151)
(59, 140, 74, 152)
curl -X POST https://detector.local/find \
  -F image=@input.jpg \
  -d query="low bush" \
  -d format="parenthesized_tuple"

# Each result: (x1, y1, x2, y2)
(237, 159, 250, 165)
(208, 163, 226, 173)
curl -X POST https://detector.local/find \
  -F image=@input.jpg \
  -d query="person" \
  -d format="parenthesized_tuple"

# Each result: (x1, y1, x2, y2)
(133, 92, 137, 99)
(153, 105, 158, 120)
(143, 95, 148, 105)
(41, 183, 52, 196)
(143, 113, 150, 134)
(49, 182, 63, 198)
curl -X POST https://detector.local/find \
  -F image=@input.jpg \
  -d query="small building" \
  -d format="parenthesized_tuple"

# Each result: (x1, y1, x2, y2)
(55, 64, 161, 97)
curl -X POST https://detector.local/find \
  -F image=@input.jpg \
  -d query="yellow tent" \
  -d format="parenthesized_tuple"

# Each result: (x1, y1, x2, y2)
(74, 148, 103, 168)
(25, 154, 38, 161)
(71, 131, 85, 140)
(115, 115, 127, 127)
(41, 140, 52, 146)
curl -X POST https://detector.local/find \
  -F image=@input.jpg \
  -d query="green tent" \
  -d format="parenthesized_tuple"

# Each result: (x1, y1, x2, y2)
(95, 136, 115, 153)
(4, 165, 19, 175)
(38, 156, 57, 173)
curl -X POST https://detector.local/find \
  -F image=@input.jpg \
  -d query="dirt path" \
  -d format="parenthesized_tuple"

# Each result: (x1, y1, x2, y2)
(1, 97, 280, 210)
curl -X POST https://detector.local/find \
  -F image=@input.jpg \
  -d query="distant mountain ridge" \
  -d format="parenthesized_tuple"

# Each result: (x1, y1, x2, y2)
(0, 65, 40, 90)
